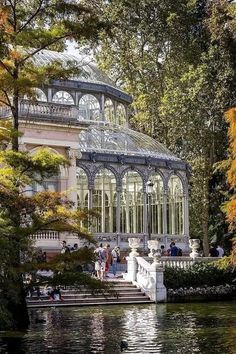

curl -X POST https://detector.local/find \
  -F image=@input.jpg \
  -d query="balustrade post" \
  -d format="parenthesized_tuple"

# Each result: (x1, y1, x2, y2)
(149, 261, 167, 303)
(124, 238, 140, 282)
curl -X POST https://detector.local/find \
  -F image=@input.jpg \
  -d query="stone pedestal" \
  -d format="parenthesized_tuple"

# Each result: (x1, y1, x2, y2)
(150, 262, 167, 302)
(125, 256, 138, 282)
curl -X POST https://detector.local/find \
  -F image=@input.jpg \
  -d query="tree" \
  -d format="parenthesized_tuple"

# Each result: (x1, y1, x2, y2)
(0, 0, 108, 151)
(0, 125, 109, 330)
(216, 107, 236, 265)
(94, 0, 236, 254)
(0, 0, 110, 330)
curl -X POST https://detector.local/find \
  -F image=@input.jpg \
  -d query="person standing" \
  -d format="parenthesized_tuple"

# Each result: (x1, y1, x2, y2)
(217, 245, 224, 257)
(209, 243, 219, 257)
(111, 247, 120, 276)
(160, 245, 166, 256)
(104, 244, 112, 277)
(170, 242, 178, 256)
(94, 243, 106, 280)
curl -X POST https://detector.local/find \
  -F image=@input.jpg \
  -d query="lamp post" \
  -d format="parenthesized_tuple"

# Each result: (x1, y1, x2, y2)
(146, 180, 154, 241)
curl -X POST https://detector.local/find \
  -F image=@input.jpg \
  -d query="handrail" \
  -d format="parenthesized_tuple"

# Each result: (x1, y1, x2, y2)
(124, 255, 220, 303)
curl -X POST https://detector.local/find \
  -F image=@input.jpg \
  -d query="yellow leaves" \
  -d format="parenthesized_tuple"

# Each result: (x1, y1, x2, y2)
(225, 198, 236, 231)
(0, 8, 8, 27)
(9, 50, 22, 61)
(32, 147, 69, 168)
(227, 159, 236, 188)
(225, 108, 236, 141)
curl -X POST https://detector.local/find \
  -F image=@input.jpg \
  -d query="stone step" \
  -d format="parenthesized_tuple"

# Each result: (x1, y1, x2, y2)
(28, 291, 145, 301)
(27, 296, 153, 308)
(26, 279, 153, 307)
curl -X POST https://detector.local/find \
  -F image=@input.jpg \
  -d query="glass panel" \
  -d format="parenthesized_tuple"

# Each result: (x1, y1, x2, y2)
(92, 169, 116, 233)
(35, 88, 47, 102)
(52, 90, 74, 105)
(76, 167, 88, 209)
(167, 175, 184, 235)
(121, 171, 143, 233)
(78, 125, 178, 161)
(116, 103, 126, 126)
(79, 94, 100, 121)
(104, 98, 114, 123)
(149, 174, 164, 234)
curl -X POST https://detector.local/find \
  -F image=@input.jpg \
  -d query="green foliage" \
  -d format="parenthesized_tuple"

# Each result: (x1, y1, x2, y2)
(0, 130, 99, 329)
(0, 0, 109, 150)
(164, 262, 236, 289)
(94, 0, 236, 254)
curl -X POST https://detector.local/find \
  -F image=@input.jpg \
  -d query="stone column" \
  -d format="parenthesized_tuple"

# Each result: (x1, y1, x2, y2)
(66, 148, 82, 208)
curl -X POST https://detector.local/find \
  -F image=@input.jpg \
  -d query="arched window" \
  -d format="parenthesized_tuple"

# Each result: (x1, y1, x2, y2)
(116, 104, 126, 126)
(104, 98, 114, 123)
(149, 173, 164, 234)
(35, 88, 47, 102)
(167, 175, 184, 235)
(23, 88, 47, 102)
(52, 91, 74, 105)
(92, 169, 116, 233)
(121, 171, 143, 233)
(79, 94, 100, 121)
(76, 167, 88, 209)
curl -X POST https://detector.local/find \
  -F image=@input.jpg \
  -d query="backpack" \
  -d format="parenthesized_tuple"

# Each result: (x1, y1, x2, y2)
(177, 248, 182, 256)
(115, 250, 121, 262)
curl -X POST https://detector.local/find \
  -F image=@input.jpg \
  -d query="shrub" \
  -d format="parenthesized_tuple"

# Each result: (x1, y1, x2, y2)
(164, 262, 236, 289)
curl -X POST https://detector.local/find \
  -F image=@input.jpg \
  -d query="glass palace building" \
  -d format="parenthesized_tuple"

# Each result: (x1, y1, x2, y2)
(1, 49, 190, 251)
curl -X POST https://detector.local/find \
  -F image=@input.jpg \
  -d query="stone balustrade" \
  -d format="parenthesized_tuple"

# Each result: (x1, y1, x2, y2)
(19, 101, 76, 119)
(157, 256, 219, 269)
(31, 231, 60, 241)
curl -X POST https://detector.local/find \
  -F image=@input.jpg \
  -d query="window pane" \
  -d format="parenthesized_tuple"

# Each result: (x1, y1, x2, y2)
(121, 171, 143, 233)
(92, 169, 116, 233)
(52, 91, 74, 105)
(79, 94, 100, 121)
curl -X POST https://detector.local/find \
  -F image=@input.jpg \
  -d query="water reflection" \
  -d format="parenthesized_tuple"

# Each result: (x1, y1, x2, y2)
(0, 302, 235, 353)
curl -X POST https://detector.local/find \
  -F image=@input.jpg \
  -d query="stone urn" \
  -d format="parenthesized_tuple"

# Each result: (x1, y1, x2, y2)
(189, 238, 200, 258)
(147, 240, 159, 258)
(128, 238, 140, 257)
(152, 248, 162, 265)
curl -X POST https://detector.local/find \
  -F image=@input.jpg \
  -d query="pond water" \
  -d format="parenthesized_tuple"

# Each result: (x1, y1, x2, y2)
(0, 301, 235, 354)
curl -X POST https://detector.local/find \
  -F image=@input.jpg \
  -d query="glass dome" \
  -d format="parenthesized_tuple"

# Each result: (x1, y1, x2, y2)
(31, 49, 117, 88)
(78, 124, 180, 161)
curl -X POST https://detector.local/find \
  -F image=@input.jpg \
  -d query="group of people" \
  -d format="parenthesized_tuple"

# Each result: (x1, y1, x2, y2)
(160, 242, 182, 257)
(209, 244, 224, 257)
(61, 240, 78, 254)
(94, 243, 121, 280)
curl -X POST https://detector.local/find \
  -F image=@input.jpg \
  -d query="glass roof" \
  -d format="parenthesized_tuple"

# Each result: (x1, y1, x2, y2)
(31, 49, 117, 88)
(78, 124, 180, 161)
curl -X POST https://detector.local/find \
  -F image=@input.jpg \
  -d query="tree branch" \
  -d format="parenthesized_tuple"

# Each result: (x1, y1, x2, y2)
(19, 33, 72, 65)
(17, 0, 45, 34)
(0, 60, 13, 75)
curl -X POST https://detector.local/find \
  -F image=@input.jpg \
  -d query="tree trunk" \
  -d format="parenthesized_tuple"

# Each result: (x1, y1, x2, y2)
(12, 67, 19, 152)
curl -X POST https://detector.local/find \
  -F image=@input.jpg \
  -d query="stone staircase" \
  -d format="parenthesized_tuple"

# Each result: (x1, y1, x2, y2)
(26, 279, 153, 308)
